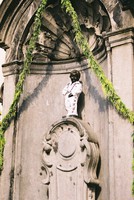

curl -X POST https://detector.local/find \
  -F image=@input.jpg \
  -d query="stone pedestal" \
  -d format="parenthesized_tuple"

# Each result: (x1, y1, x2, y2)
(42, 117, 99, 200)
(0, 1, 134, 200)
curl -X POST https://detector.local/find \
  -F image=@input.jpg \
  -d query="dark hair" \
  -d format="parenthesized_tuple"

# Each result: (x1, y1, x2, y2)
(70, 70, 81, 80)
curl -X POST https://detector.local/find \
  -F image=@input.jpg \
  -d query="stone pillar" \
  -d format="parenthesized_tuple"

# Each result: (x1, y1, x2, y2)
(0, 61, 17, 200)
(106, 27, 134, 200)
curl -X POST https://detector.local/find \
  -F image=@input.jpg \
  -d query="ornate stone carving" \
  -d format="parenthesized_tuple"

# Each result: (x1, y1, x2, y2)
(22, 0, 111, 62)
(42, 117, 99, 200)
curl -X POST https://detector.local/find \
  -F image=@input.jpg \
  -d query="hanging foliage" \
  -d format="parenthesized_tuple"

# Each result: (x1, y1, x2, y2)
(61, 0, 134, 124)
(0, 0, 134, 195)
(0, 111, 2, 126)
(0, 0, 48, 172)
(60, 0, 134, 195)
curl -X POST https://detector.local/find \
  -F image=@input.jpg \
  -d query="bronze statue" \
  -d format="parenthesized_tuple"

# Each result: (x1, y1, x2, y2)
(62, 70, 82, 117)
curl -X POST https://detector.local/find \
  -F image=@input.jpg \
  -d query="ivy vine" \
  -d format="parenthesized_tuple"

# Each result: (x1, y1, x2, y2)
(61, 0, 134, 195)
(0, 0, 134, 196)
(61, 0, 134, 124)
(0, 0, 48, 172)
(0, 111, 2, 126)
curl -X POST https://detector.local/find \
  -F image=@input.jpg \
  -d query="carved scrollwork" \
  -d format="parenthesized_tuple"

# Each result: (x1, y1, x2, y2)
(80, 136, 100, 185)
(42, 117, 100, 200)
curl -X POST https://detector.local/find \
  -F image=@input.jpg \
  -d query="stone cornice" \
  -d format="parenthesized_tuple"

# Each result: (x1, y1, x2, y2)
(104, 27, 134, 49)
(2, 59, 89, 77)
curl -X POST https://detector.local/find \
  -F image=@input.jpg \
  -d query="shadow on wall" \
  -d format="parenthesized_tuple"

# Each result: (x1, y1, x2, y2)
(96, 155, 101, 200)
(0, 83, 4, 104)
(84, 69, 108, 113)
(77, 91, 85, 119)
(17, 64, 53, 119)
(86, 155, 101, 200)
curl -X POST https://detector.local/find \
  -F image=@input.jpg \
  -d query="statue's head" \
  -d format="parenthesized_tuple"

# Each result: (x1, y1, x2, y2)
(70, 70, 81, 83)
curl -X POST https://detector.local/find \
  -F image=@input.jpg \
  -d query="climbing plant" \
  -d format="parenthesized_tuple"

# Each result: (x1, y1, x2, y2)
(60, 0, 134, 195)
(61, 0, 134, 194)
(0, 0, 134, 195)
(0, 0, 48, 172)
(61, 0, 134, 124)
(0, 111, 2, 126)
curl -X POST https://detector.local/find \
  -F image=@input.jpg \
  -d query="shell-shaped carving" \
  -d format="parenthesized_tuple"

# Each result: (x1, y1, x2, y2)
(22, 0, 111, 62)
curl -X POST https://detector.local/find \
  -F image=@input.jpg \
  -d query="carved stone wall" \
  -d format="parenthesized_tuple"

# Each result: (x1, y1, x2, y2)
(0, 0, 111, 63)
(101, 0, 134, 30)
(42, 117, 99, 200)
(0, 1, 134, 200)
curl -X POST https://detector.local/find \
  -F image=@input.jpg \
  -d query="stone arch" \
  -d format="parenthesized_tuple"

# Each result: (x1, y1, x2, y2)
(102, 0, 134, 30)
(0, 2, 133, 200)
(0, 0, 39, 61)
(0, 0, 111, 63)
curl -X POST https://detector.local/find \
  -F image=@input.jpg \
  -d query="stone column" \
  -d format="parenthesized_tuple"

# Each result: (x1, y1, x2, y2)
(0, 61, 18, 200)
(106, 27, 134, 200)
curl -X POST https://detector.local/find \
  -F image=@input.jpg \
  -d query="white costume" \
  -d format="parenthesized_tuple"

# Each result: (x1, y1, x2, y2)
(62, 81, 82, 116)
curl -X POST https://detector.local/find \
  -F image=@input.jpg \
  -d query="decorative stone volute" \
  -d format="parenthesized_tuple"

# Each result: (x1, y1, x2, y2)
(42, 117, 99, 200)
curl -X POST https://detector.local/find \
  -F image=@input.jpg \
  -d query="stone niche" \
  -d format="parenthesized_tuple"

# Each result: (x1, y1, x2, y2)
(42, 117, 100, 200)
(20, 0, 111, 63)
(0, 0, 111, 200)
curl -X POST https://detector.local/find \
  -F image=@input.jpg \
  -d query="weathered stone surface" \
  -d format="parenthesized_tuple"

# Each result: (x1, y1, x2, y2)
(0, 1, 134, 200)
(106, 29, 134, 200)
(0, 0, 111, 63)
(42, 117, 99, 200)
(101, 0, 134, 30)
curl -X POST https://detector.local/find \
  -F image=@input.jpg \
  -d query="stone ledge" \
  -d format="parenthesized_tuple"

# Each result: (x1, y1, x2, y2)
(2, 59, 89, 76)
(104, 27, 134, 48)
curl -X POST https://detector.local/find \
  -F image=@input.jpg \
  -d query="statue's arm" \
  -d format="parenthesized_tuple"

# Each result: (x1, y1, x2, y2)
(71, 82, 82, 96)
(62, 83, 70, 95)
